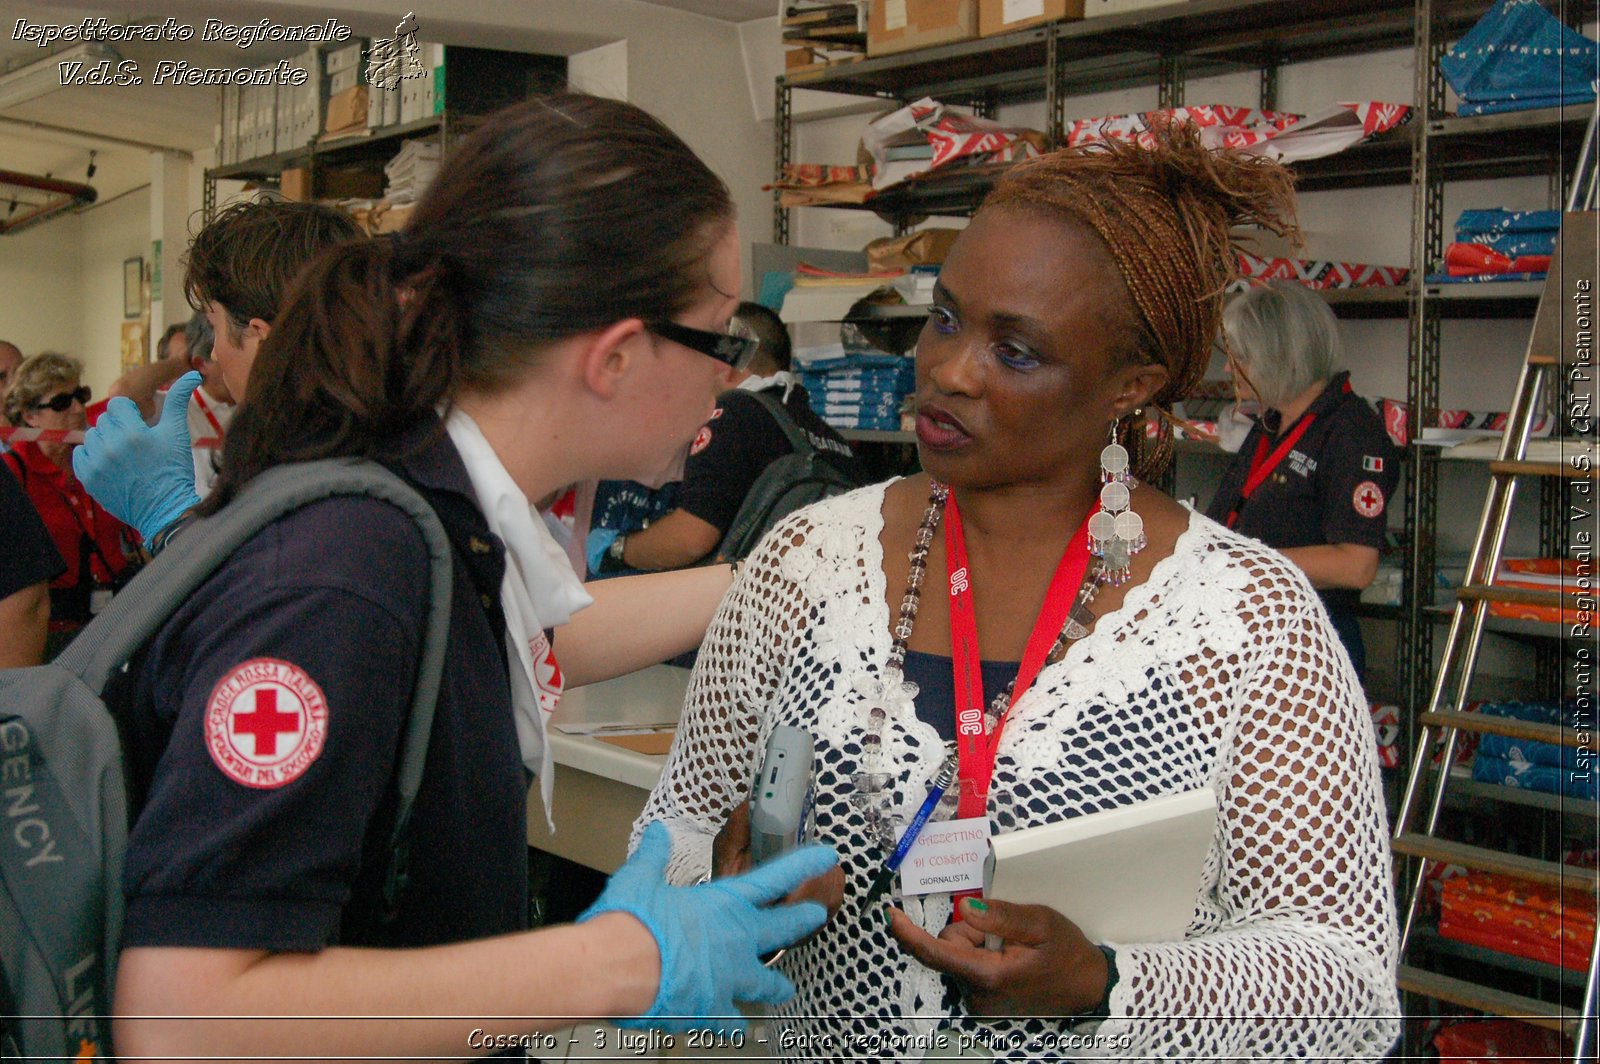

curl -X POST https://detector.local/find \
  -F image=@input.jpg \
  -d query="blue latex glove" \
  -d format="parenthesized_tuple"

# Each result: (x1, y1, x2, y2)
(72, 371, 203, 543)
(585, 526, 621, 576)
(580, 821, 837, 1032)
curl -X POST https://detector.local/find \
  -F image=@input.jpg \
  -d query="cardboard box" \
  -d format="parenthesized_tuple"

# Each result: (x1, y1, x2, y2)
(324, 85, 369, 136)
(868, 0, 977, 56)
(978, 0, 1082, 37)
(280, 167, 311, 202)
(318, 167, 385, 200)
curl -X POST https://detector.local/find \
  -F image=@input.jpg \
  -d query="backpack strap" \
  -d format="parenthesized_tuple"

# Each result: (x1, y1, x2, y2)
(740, 388, 818, 457)
(54, 457, 453, 919)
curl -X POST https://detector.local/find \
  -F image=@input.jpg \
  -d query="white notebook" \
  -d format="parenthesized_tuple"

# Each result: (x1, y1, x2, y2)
(985, 788, 1218, 944)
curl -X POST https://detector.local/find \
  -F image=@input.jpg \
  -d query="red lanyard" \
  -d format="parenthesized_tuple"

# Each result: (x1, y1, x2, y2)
(944, 492, 1094, 819)
(1225, 415, 1316, 529)
(193, 388, 226, 442)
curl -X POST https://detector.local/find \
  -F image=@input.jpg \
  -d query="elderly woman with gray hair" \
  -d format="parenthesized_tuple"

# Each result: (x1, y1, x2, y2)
(1205, 281, 1400, 681)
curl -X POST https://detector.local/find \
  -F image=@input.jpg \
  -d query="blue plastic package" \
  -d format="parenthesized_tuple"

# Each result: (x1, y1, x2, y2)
(1440, 0, 1598, 113)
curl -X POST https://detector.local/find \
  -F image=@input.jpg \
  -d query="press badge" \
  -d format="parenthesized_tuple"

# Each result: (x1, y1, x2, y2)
(896, 817, 989, 896)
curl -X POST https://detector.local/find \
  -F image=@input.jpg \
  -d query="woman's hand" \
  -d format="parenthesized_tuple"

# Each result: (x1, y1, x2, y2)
(714, 801, 845, 921)
(887, 897, 1110, 1016)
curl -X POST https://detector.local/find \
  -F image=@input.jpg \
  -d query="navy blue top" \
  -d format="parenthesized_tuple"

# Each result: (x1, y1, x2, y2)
(0, 466, 64, 599)
(1205, 371, 1400, 619)
(122, 419, 531, 951)
(902, 649, 1020, 744)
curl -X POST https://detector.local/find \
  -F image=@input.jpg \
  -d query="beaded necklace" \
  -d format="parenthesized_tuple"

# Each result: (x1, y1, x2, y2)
(851, 480, 1114, 848)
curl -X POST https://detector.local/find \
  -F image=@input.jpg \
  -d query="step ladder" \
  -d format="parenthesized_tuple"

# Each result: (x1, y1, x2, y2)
(1392, 108, 1599, 1062)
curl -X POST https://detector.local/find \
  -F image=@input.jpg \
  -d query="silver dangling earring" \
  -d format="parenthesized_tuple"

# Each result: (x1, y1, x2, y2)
(1088, 414, 1147, 586)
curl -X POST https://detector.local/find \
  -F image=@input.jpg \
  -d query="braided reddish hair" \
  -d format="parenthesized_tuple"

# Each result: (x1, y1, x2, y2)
(984, 118, 1300, 478)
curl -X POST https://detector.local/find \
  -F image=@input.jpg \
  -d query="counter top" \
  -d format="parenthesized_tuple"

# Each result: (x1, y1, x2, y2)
(530, 664, 694, 872)
(549, 664, 692, 792)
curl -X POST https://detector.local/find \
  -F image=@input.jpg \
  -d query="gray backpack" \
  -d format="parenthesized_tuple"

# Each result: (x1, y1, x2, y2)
(713, 390, 868, 563)
(0, 459, 454, 1062)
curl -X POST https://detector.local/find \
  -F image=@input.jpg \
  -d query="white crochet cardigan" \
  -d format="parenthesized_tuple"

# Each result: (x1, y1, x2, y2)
(637, 482, 1399, 1061)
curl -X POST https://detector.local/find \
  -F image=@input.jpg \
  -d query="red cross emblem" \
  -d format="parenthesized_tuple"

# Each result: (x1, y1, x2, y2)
(1352, 480, 1385, 518)
(528, 630, 564, 717)
(690, 425, 713, 455)
(205, 658, 329, 789)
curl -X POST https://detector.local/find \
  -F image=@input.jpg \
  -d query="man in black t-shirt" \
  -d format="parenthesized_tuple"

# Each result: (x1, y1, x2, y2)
(604, 303, 865, 572)
(0, 465, 65, 665)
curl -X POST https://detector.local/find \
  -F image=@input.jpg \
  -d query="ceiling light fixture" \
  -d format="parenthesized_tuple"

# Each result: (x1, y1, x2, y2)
(0, 43, 119, 111)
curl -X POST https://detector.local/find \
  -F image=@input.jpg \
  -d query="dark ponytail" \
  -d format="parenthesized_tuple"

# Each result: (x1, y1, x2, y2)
(202, 236, 467, 511)
(205, 92, 733, 513)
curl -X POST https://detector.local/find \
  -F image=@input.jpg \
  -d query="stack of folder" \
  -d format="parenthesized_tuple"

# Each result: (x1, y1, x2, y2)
(783, 2, 867, 72)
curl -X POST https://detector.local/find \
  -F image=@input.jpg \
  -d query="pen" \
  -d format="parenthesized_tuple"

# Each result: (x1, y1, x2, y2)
(865, 749, 959, 906)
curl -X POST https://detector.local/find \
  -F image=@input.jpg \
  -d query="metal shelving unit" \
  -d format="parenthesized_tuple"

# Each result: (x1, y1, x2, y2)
(773, 0, 1533, 239)
(1402, 0, 1594, 739)
(775, 0, 1595, 739)
(202, 112, 477, 222)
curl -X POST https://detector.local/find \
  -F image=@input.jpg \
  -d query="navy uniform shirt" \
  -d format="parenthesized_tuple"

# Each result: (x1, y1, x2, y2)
(1205, 371, 1401, 620)
(678, 382, 865, 535)
(122, 419, 530, 951)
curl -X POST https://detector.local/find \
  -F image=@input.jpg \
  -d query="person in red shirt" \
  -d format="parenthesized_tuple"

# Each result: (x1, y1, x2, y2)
(3, 352, 134, 648)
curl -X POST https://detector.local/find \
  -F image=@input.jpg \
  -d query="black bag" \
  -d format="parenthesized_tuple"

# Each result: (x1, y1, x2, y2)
(713, 390, 868, 563)
(0, 459, 454, 1062)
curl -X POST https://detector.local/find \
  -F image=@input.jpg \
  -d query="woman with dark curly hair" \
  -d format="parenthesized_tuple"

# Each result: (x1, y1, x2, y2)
(639, 123, 1399, 1060)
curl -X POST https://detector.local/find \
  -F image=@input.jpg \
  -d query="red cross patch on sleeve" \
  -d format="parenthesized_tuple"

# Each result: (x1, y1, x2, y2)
(204, 658, 329, 789)
(1352, 480, 1386, 518)
(689, 425, 713, 455)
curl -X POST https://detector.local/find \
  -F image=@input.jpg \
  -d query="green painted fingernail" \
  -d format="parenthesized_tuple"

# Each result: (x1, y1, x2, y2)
(966, 898, 988, 914)
(882, 906, 893, 927)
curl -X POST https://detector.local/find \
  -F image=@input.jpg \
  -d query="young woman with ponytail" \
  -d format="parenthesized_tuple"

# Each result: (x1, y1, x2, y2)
(640, 121, 1400, 1059)
(111, 94, 837, 1058)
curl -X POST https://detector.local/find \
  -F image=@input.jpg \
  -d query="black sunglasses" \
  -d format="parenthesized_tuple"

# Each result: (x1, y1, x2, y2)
(31, 386, 91, 413)
(649, 321, 760, 372)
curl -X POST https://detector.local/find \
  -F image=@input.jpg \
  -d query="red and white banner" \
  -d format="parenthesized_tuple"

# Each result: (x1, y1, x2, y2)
(0, 426, 85, 444)
(1235, 251, 1409, 290)
(1067, 102, 1412, 164)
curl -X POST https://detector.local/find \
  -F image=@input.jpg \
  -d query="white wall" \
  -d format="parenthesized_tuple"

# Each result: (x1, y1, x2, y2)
(0, 184, 149, 396)
(0, 212, 85, 366)
(78, 187, 153, 396)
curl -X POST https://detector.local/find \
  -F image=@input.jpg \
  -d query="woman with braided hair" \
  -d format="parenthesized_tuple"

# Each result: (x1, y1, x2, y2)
(638, 121, 1399, 1060)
